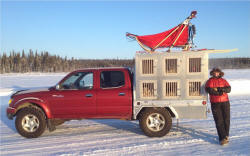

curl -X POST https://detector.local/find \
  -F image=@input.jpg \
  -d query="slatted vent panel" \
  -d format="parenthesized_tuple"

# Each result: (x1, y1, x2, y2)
(189, 58, 201, 72)
(165, 82, 178, 97)
(189, 81, 201, 96)
(142, 82, 155, 97)
(142, 59, 154, 74)
(165, 59, 177, 74)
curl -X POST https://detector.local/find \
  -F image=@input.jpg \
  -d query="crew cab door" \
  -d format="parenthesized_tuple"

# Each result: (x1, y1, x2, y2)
(49, 71, 96, 118)
(96, 69, 132, 118)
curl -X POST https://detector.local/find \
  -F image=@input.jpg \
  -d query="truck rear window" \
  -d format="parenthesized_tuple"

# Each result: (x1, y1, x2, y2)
(100, 71, 125, 88)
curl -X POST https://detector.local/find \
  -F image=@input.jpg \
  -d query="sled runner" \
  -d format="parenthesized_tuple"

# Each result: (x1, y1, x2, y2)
(193, 49, 238, 53)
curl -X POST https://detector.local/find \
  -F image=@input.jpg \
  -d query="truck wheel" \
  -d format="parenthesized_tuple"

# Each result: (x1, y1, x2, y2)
(139, 108, 172, 137)
(15, 107, 46, 138)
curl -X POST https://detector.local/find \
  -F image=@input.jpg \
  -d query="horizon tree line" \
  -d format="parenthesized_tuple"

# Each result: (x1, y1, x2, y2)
(0, 50, 249, 73)
(0, 50, 134, 73)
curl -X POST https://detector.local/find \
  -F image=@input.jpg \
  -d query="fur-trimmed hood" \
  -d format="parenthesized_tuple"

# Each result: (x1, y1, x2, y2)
(210, 68, 224, 78)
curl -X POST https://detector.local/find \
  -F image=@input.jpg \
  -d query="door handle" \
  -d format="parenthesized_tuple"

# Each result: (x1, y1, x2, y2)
(119, 92, 125, 96)
(85, 93, 93, 97)
(52, 94, 64, 98)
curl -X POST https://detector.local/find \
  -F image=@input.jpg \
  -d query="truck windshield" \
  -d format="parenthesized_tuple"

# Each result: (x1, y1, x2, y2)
(61, 72, 93, 90)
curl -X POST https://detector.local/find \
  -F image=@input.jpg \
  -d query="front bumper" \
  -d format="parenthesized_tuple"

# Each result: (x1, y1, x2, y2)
(6, 107, 16, 120)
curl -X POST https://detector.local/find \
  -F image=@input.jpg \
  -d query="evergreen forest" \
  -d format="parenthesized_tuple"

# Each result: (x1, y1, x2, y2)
(1, 50, 249, 73)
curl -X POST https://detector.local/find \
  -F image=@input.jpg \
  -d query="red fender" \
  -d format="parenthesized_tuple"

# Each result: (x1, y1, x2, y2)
(13, 97, 53, 119)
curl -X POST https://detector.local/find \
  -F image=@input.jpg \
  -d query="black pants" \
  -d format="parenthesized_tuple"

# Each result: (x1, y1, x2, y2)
(211, 101, 230, 141)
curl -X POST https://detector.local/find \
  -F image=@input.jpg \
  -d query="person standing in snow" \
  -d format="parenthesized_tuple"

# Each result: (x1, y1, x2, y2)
(205, 68, 231, 145)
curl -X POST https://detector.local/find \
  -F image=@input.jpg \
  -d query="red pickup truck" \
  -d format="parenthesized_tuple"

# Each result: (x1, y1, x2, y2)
(7, 67, 172, 138)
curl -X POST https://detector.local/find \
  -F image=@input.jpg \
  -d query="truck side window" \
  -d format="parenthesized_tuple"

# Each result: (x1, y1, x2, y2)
(78, 73, 93, 89)
(100, 71, 125, 88)
(61, 72, 93, 90)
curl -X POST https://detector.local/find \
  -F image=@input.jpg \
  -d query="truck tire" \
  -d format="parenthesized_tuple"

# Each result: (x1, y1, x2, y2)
(139, 108, 172, 137)
(15, 107, 46, 138)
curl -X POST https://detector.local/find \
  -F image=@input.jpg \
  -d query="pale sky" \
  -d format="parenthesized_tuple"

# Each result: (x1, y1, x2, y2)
(1, 1, 250, 59)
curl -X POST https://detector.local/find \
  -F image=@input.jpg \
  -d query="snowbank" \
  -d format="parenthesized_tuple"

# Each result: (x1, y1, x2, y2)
(1, 70, 249, 96)
(228, 79, 250, 95)
(0, 73, 65, 97)
(0, 88, 14, 96)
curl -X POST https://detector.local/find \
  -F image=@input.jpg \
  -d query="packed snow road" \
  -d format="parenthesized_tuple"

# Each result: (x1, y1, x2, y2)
(0, 70, 250, 156)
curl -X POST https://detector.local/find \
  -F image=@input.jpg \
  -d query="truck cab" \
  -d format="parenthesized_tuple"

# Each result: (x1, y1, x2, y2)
(49, 68, 133, 119)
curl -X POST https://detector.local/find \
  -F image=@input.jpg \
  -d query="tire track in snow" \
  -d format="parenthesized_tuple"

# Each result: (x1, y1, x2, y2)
(77, 133, 250, 156)
(1, 126, 145, 155)
(2, 117, 249, 155)
(2, 126, 249, 156)
(1, 125, 183, 155)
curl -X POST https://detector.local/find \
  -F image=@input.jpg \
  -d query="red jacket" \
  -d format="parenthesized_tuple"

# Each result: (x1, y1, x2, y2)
(205, 77, 231, 103)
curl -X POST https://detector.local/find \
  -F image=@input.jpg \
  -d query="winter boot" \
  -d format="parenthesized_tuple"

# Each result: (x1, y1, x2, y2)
(220, 138, 228, 146)
(225, 136, 229, 143)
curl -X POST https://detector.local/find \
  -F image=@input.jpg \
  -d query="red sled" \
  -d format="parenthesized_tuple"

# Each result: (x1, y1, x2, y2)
(126, 11, 197, 53)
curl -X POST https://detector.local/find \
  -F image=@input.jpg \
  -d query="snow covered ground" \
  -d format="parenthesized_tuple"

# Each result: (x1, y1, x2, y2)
(0, 69, 250, 156)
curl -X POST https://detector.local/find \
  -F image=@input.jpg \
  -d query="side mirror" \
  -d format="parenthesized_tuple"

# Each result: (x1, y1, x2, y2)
(56, 84, 60, 90)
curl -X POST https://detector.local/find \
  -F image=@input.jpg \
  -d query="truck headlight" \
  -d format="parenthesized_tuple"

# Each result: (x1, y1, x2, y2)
(8, 99, 13, 105)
